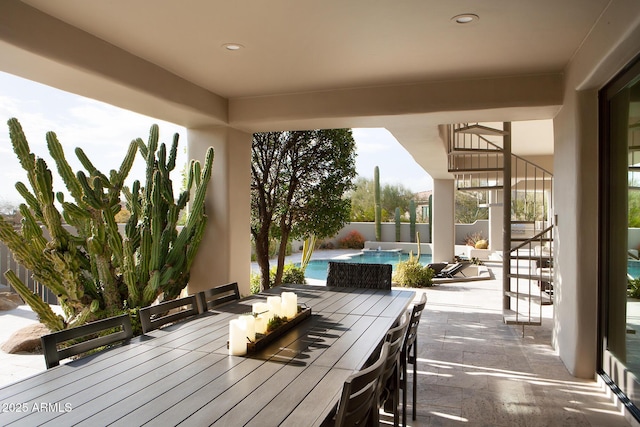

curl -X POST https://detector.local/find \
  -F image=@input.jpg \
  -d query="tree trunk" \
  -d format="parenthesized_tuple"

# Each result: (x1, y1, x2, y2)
(254, 228, 272, 290)
(274, 227, 291, 287)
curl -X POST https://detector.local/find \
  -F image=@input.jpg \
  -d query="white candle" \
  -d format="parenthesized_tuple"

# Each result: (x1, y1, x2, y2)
(252, 302, 269, 334)
(267, 296, 282, 319)
(241, 314, 256, 342)
(229, 318, 247, 356)
(281, 292, 298, 319)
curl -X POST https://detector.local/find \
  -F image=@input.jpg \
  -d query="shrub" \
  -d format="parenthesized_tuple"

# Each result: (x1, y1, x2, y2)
(250, 264, 306, 293)
(282, 264, 306, 284)
(464, 232, 486, 247)
(318, 240, 335, 249)
(338, 230, 365, 249)
(474, 239, 489, 249)
(393, 259, 434, 288)
(629, 277, 640, 299)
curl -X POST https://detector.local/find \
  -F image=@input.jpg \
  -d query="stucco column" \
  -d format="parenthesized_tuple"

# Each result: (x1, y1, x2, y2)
(187, 126, 252, 296)
(489, 190, 503, 251)
(432, 179, 455, 263)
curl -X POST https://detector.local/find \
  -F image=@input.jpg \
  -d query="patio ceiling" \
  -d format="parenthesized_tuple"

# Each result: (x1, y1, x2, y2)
(1, 0, 611, 178)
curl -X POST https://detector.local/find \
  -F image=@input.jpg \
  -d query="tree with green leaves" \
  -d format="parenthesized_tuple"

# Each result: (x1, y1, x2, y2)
(455, 191, 489, 224)
(348, 176, 414, 222)
(251, 130, 356, 290)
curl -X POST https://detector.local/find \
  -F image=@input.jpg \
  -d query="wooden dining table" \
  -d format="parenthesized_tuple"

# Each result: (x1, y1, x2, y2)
(0, 284, 415, 426)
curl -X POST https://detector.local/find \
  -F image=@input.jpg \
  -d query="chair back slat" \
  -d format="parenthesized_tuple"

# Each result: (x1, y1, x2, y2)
(382, 311, 409, 383)
(198, 282, 240, 311)
(139, 294, 201, 333)
(326, 262, 392, 289)
(41, 314, 133, 369)
(335, 342, 389, 427)
(404, 293, 427, 350)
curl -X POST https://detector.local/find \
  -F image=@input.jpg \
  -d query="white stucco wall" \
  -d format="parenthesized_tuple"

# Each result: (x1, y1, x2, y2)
(553, 2, 640, 378)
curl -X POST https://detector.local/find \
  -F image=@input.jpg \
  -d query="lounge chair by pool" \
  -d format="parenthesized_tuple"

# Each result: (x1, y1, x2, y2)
(426, 262, 448, 275)
(436, 261, 471, 278)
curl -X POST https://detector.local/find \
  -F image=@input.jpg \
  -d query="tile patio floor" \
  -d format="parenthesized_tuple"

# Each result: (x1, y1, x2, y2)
(388, 262, 632, 427)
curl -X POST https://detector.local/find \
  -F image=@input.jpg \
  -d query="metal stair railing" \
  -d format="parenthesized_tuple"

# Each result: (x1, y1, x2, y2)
(447, 122, 554, 331)
(505, 225, 554, 329)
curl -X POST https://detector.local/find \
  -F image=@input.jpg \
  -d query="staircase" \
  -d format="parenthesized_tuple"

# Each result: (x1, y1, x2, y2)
(448, 122, 554, 327)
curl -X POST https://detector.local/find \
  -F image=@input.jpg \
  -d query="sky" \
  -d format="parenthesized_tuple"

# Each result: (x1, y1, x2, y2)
(0, 71, 433, 207)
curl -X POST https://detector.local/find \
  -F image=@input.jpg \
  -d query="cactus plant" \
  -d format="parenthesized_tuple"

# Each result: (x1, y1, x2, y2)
(374, 166, 381, 241)
(409, 199, 416, 242)
(394, 207, 401, 242)
(0, 118, 214, 331)
(428, 194, 433, 243)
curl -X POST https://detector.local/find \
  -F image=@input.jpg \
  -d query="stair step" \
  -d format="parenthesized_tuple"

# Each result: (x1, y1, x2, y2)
(511, 237, 553, 242)
(507, 272, 553, 282)
(450, 148, 504, 154)
(510, 254, 553, 261)
(457, 185, 504, 191)
(454, 124, 509, 136)
(503, 310, 542, 326)
(448, 167, 504, 173)
(504, 290, 553, 305)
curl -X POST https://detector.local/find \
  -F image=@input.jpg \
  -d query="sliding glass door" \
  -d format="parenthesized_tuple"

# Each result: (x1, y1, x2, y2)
(600, 55, 640, 414)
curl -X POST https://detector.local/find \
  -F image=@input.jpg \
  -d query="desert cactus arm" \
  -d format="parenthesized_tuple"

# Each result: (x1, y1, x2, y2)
(114, 140, 138, 189)
(0, 217, 67, 296)
(19, 204, 47, 253)
(76, 172, 104, 209)
(102, 208, 124, 268)
(75, 147, 110, 184)
(167, 134, 178, 172)
(7, 118, 39, 191)
(138, 224, 151, 286)
(46, 131, 85, 204)
(33, 159, 72, 249)
(5, 270, 65, 331)
(122, 237, 140, 306)
(15, 182, 43, 221)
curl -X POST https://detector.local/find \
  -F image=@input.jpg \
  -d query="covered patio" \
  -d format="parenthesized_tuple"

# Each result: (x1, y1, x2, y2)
(2, 0, 640, 424)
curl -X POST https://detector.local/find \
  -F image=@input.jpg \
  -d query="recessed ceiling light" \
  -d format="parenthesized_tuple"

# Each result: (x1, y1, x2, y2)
(222, 43, 244, 51)
(452, 14, 479, 24)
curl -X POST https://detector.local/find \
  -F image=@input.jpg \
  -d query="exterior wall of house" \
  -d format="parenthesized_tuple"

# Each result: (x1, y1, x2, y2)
(187, 126, 253, 296)
(553, 1, 640, 378)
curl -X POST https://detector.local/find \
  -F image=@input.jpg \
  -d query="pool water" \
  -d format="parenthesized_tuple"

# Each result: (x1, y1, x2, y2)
(630, 260, 640, 279)
(300, 250, 433, 281)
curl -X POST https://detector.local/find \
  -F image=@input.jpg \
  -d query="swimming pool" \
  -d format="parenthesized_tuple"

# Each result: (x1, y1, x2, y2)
(630, 259, 640, 279)
(300, 250, 433, 281)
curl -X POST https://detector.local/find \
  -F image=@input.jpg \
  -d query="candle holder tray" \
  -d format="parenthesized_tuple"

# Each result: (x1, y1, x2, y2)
(247, 307, 311, 353)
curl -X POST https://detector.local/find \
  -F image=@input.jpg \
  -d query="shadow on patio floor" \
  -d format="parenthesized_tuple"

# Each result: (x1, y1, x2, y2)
(391, 265, 630, 427)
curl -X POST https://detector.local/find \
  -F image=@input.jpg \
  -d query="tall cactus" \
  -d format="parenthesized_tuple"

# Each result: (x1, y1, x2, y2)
(0, 118, 214, 330)
(409, 199, 416, 243)
(374, 166, 381, 241)
(394, 207, 401, 242)
(428, 194, 433, 243)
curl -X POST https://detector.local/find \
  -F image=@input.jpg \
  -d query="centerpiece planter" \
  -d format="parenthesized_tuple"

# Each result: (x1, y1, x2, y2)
(247, 306, 311, 353)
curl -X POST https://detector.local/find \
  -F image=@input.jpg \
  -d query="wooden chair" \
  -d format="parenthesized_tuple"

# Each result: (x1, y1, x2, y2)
(139, 294, 202, 333)
(333, 342, 390, 427)
(380, 311, 409, 427)
(197, 282, 240, 311)
(41, 314, 133, 369)
(400, 293, 427, 424)
(326, 262, 392, 289)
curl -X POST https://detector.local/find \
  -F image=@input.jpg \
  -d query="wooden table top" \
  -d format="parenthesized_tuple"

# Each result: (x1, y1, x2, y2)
(0, 284, 415, 426)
